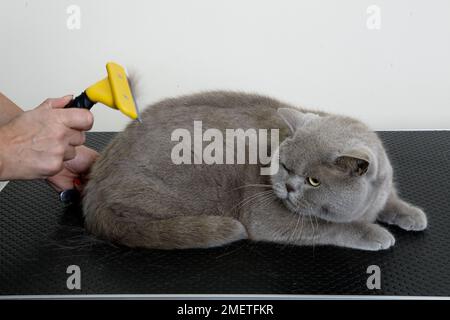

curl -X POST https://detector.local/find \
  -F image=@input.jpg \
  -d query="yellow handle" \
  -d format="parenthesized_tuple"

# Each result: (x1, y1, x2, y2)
(85, 77, 116, 109)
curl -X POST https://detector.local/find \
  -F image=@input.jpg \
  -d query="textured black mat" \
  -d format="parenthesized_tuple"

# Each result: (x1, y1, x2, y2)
(1, 132, 449, 296)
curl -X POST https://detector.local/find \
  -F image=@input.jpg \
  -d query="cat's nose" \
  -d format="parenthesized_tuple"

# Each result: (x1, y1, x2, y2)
(285, 182, 295, 193)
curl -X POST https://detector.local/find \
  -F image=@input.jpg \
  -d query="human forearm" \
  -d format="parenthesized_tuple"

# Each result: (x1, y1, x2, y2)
(0, 93, 24, 126)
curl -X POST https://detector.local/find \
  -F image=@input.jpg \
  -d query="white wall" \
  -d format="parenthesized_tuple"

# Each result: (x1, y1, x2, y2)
(1, 0, 449, 131)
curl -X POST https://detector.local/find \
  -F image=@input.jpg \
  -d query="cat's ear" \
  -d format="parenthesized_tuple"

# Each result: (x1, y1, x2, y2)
(335, 149, 370, 176)
(277, 108, 319, 134)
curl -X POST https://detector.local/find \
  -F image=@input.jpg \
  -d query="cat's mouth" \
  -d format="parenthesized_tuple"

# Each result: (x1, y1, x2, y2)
(282, 197, 306, 214)
(272, 184, 320, 217)
(272, 186, 287, 199)
(272, 186, 302, 211)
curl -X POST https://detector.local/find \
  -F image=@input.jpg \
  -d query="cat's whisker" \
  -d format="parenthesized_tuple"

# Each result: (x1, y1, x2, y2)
(289, 213, 302, 243)
(311, 214, 319, 253)
(251, 194, 277, 217)
(308, 214, 315, 249)
(298, 213, 306, 243)
(227, 184, 273, 192)
(288, 201, 303, 242)
(250, 193, 270, 207)
(234, 190, 272, 206)
(313, 215, 319, 250)
(243, 190, 274, 206)
(258, 193, 277, 208)
(232, 190, 274, 212)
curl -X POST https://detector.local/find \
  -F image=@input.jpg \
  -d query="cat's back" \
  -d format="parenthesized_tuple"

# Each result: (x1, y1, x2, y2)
(103, 91, 293, 167)
(140, 90, 292, 130)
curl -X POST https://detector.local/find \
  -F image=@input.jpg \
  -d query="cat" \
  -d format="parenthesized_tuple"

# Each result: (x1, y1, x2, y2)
(82, 91, 427, 251)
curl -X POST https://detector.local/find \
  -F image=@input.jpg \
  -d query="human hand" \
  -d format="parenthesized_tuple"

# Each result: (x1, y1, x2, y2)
(46, 145, 99, 192)
(0, 96, 94, 180)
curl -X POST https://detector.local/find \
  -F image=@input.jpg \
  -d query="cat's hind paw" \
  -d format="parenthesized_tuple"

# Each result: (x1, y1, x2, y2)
(379, 205, 427, 231)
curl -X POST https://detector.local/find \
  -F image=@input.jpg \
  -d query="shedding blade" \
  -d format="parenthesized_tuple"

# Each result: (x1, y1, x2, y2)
(106, 62, 139, 120)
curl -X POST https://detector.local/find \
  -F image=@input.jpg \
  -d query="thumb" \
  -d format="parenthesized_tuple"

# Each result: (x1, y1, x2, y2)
(38, 95, 73, 110)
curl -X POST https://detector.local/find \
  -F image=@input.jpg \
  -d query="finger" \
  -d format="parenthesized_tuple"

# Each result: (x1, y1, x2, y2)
(46, 179, 65, 193)
(37, 95, 73, 110)
(64, 146, 99, 174)
(63, 146, 77, 161)
(50, 95, 74, 109)
(57, 108, 94, 131)
(46, 167, 78, 192)
(67, 130, 86, 147)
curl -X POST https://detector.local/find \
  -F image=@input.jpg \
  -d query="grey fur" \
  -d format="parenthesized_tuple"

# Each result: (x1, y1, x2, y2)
(83, 91, 427, 251)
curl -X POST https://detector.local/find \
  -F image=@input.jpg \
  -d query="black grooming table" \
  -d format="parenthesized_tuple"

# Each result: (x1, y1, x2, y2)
(1, 132, 450, 297)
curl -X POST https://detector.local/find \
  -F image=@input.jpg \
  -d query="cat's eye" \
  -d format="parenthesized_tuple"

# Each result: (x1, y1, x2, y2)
(306, 177, 321, 187)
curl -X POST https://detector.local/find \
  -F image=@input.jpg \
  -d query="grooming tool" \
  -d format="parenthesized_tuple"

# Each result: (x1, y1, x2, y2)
(60, 62, 141, 204)
(64, 62, 141, 121)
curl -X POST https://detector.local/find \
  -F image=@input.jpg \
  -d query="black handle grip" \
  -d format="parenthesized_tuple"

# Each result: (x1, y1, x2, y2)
(60, 91, 95, 204)
(65, 91, 96, 110)
(59, 188, 80, 204)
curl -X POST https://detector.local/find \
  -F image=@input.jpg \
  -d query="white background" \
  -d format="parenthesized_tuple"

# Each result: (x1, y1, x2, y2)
(1, 0, 449, 131)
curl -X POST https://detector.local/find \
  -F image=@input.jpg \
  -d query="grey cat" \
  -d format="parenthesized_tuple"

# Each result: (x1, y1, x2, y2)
(83, 91, 427, 251)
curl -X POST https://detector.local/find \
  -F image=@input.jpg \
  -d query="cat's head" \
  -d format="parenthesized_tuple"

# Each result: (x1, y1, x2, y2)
(271, 108, 379, 223)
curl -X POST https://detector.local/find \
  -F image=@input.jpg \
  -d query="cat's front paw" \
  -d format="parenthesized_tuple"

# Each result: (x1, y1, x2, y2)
(352, 224, 395, 251)
(379, 205, 427, 231)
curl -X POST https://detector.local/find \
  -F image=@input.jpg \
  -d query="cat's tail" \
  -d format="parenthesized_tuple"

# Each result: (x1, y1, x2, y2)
(84, 207, 248, 249)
